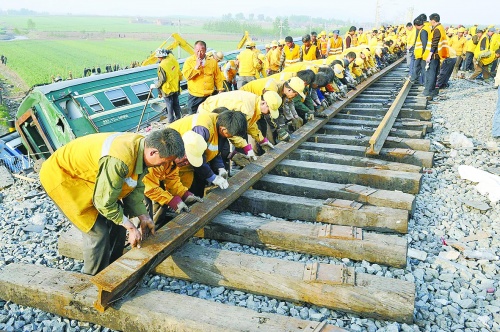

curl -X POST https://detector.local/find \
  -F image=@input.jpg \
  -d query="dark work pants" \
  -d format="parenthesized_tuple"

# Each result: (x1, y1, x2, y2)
(163, 92, 181, 123)
(187, 94, 209, 114)
(463, 52, 474, 71)
(81, 214, 126, 276)
(423, 59, 440, 97)
(436, 57, 457, 88)
(410, 59, 426, 84)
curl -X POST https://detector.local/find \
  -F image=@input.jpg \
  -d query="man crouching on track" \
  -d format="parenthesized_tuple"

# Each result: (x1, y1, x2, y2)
(167, 110, 248, 197)
(39, 129, 185, 275)
(197, 90, 282, 162)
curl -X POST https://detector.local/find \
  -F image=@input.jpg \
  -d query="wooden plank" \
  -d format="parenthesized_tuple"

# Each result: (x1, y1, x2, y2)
(59, 211, 407, 267)
(0, 263, 347, 332)
(309, 134, 431, 152)
(299, 142, 434, 168)
(321, 124, 423, 139)
(329, 118, 432, 133)
(89, 56, 406, 311)
(255, 175, 416, 212)
(273, 159, 422, 194)
(202, 213, 407, 267)
(230, 190, 408, 233)
(153, 243, 415, 323)
(368, 79, 413, 155)
(288, 149, 422, 173)
(341, 107, 431, 120)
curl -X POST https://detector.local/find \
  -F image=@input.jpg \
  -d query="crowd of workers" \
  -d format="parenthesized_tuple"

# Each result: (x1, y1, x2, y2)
(39, 14, 500, 276)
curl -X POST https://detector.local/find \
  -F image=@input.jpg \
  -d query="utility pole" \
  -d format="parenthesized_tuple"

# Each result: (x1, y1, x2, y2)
(375, 0, 381, 29)
(278, 20, 284, 40)
(407, 7, 414, 23)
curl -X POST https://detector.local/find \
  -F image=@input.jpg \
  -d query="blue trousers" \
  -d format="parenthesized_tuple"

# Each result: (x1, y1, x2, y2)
(187, 93, 209, 114)
(163, 92, 181, 123)
(423, 59, 440, 97)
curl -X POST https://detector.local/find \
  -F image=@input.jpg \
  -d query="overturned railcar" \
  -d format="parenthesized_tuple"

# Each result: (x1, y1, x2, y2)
(15, 64, 176, 160)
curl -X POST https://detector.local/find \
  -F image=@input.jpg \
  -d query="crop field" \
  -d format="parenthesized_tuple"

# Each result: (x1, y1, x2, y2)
(0, 38, 237, 87)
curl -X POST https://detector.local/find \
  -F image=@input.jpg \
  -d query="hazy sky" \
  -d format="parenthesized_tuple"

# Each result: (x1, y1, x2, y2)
(1, 0, 498, 26)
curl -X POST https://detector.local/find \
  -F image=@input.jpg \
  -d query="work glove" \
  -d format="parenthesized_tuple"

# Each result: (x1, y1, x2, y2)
(212, 175, 229, 189)
(305, 112, 315, 121)
(168, 196, 190, 214)
(246, 149, 257, 161)
(291, 117, 303, 131)
(230, 152, 251, 167)
(150, 84, 156, 90)
(218, 168, 228, 179)
(277, 127, 291, 142)
(259, 138, 274, 153)
(321, 100, 329, 108)
(183, 192, 203, 205)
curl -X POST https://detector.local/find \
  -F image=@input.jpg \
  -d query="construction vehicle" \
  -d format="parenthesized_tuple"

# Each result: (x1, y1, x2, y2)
(236, 31, 251, 49)
(142, 33, 195, 66)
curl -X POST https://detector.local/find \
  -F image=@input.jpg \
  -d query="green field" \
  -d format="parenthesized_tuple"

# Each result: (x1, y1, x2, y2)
(0, 15, 208, 34)
(0, 38, 238, 86)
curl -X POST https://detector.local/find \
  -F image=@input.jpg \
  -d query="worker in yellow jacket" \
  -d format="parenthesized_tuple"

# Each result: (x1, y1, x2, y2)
(182, 40, 224, 114)
(280, 36, 302, 69)
(237, 41, 261, 89)
(167, 111, 247, 196)
(151, 48, 183, 124)
(39, 130, 185, 275)
(450, 27, 467, 78)
(470, 27, 499, 80)
(198, 90, 282, 158)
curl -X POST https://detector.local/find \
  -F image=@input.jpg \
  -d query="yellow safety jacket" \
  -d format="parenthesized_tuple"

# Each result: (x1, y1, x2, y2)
(406, 28, 417, 49)
(182, 55, 224, 97)
(470, 26, 477, 36)
(168, 113, 219, 188)
(344, 33, 358, 48)
(143, 162, 188, 206)
(433, 24, 449, 59)
(283, 61, 320, 73)
(158, 54, 182, 95)
(318, 38, 329, 56)
(301, 44, 318, 61)
(269, 47, 281, 71)
(474, 34, 498, 66)
(240, 77, 279, 95)
(40, 133, 144, 233)
(449, 35, 466, 56)
(238, 48, 260, 76)
(357, 33, 368, 46)
(268, 71, 295, 83)
(329, 37, 343, 55)
(414, 23, 431, 59)
(284, 44, 301, 66)
(198, 90, 265, 148)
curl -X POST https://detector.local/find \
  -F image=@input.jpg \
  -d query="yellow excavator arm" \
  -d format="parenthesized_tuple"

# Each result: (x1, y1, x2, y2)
(237, 31, 250, 49)
(142, 33, 195, 66)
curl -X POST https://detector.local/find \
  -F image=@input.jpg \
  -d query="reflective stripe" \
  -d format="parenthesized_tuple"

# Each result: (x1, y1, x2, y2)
(285, 58, 299, 63)
(207, 143, 218, 151)
(101, 132, 124, 157)
(124, 177, 137, 188)
(265, 78, 273, 88)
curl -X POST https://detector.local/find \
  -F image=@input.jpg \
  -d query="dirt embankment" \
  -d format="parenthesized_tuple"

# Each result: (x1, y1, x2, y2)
(0, 64, 29, 126)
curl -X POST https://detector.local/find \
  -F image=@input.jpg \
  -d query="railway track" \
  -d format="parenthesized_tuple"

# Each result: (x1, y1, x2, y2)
(0, 57, 434, 331)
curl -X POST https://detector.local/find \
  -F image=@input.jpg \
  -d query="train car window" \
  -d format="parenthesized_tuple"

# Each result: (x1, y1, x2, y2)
(83, 95, 104, 112)
(104, 88, 130, 107)
(131, 83, 150, 101)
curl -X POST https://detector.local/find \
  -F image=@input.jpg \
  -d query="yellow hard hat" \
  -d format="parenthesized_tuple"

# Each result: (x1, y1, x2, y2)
(271, 40, 278, 47)
(258, 54, 266, 62)
(458, 27, 466, 33)
(182, 131, 207, 168)
(328, 32, 334, 37)
(245, 41, 255, 48)
(287, 77, 306, 99)
(214, 51, 224, 61)
(265, 43, 270, 48)
(333, 64, 344, 78)
(278, 39, 285, 46)
(320, 30, 326, 36)
(262, 91, 282, 119)
(355, 58, 364, 66)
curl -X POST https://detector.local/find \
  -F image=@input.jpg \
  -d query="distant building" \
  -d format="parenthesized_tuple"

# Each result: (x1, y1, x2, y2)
(156, 19, 173, 26)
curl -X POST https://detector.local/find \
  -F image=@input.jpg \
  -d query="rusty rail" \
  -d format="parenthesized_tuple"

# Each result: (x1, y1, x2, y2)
(367, 79, 413, 155)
